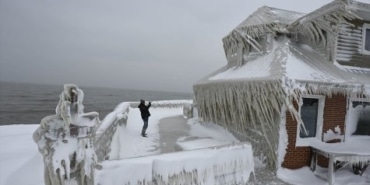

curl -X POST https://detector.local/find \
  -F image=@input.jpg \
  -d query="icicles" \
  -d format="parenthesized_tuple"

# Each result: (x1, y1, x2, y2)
(336, 155, 370, 164)
(153, 143, 254, 185)
(288, 0, 358, 47)
(194, 80, 285, 170)
(223, 23, 286, 59)
(237, 30, 262, 52)
(194, 74, 369, 171)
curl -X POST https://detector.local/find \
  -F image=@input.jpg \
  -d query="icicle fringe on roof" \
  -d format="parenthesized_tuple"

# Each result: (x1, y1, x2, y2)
(194, 79, 285, 169)
(288, 0, 360, 46)
(222, 6, 305, 59)
(194, 75, 370, 170)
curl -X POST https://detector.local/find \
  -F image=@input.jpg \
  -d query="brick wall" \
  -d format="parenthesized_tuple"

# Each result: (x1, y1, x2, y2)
(318, 94, 347, 167)
(322, 94, 347, 138)
(282, 103, 312, 169)
(282, 94, 347, 169)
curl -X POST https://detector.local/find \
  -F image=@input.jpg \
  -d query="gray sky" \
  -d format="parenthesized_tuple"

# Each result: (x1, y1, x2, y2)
(0, 0, 332, 92)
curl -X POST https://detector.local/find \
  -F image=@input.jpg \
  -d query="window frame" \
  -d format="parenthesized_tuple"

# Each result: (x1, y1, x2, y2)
(362, 23, 370, 55)
(345, 97, 370, 138)
(296, 94, 325, 146)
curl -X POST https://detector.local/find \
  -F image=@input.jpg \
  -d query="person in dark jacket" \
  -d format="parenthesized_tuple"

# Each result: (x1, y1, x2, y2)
(138, 99, 151, 137)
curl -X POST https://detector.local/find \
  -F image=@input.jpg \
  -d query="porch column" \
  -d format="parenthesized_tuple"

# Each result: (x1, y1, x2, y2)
(327, 154, 335, 185)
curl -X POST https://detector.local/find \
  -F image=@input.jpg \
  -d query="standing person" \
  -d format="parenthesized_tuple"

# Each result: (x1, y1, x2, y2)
(138, 99, 151, 137)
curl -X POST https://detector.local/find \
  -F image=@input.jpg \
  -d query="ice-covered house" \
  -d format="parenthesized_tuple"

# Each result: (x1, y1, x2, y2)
(193, 0, 370, 174)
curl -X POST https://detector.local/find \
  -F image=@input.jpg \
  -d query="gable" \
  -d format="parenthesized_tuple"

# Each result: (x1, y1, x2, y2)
(335, 20, 370, 69)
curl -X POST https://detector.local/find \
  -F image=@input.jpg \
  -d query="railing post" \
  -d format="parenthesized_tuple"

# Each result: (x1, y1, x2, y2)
(33, 84, 99, 185)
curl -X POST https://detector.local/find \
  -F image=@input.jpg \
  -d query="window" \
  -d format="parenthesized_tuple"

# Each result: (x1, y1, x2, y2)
(346, 99, 370, 137)
(296, 95, 325, 146)
(247, 36, 265, 55)
(300, 98, 319, 138)
(362, 23, 370, 55)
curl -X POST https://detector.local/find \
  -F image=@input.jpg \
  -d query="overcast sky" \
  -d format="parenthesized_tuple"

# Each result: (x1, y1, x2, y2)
(0, 0, 334, 92)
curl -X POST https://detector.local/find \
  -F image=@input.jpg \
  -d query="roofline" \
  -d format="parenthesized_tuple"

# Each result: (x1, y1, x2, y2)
(194, 75, 279, 85)
(195, 76, 370, 88)
(224, 5, 304, 40)
(235, 6, 304, 29)
(295, 1, 339, 24)
(350, 0, 370, 12)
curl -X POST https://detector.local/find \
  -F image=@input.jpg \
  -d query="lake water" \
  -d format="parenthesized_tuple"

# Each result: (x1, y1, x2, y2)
(0, 81, 192, 125)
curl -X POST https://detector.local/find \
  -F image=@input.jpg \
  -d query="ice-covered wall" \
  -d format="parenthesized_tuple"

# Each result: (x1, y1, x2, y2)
(96, 143, 254, 185)
(94, 102, 130, 161)
(194, 80, 284, 171)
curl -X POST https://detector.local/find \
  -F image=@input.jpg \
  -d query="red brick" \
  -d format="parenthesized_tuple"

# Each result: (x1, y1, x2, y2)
(282, 94, 347, 169)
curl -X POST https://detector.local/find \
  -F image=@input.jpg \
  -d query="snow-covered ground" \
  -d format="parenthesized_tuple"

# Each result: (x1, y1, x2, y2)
(0, 105, 369, 185)
(0, 124, 44, 185)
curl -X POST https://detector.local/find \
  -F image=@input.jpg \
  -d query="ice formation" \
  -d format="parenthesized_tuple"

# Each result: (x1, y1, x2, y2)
(323, 126, 344, 142)
(33, 84, 100, 185)
(194, 0, 370, 172)
(97, 143, 254, 185)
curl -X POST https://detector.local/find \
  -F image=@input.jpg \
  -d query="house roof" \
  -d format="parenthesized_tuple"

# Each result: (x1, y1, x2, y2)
(292, 0, 370, 24)
(222, 6, 305, 56)
(233, 6, 304, 30)
(287, 0, 369, 45)
(193, 39, 370, 167)
(200, 38, 370, 94)
(350, 0, 370, 20)
(223, 0, 369, 59)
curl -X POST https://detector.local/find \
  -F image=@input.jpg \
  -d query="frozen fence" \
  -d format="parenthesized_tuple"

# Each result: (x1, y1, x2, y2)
(183, 103, 196, 119)
(94, 100, 192, 161)
(129, 100, 193, 109)
(96, 142, 254, 185)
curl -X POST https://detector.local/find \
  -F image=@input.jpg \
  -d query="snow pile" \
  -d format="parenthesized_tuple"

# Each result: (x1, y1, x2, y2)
(323, 126, 344, 142)
(97, 143, 254, 185)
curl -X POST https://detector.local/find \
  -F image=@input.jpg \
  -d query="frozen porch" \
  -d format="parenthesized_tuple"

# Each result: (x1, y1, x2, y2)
(304, 99, 370, 185)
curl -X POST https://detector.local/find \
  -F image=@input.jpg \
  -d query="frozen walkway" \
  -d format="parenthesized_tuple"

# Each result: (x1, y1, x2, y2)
(95, 104, 293, 184)
(113, 106, 240, 159)
(158, 115, 190, 153)
(158, 115, 289, 185)
(96, 106, 255, 185)
(93, 104, 290, 184)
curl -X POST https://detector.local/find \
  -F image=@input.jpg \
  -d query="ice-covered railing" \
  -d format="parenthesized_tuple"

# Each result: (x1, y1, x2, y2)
(96, 142, 254, 185)
(33, 84, 99, 185)
(94, 100, 193, 161)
